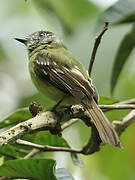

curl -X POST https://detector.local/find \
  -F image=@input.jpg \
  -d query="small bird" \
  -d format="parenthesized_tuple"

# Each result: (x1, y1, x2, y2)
(15, 30, 121, 147)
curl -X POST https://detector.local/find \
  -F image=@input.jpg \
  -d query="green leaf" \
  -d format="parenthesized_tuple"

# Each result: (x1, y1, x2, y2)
(0, 159, 56, 180)
(0, 108, 32, 129)
(111, 24, 135, 93)
(55, 168, 75, 180)
(33, 0, 98, 33)
(15, 130, 70, 152)
(101, 0, 135, 24)
(24, 131, 69, 147)
(22, 132, 81, 166)
(106, 109, 130, 122)
(0, 144, 26, 159)
(34, 132, 69, 147)
(71, 153, 84, 168)
(99, 96, 118, 105)
(32, 132, 83, 168)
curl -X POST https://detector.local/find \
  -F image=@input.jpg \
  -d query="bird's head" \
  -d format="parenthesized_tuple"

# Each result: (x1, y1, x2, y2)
(15, 30, 62, 52)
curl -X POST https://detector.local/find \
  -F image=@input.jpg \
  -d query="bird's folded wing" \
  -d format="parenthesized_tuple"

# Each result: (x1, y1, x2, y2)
(33, 53, 94, 107)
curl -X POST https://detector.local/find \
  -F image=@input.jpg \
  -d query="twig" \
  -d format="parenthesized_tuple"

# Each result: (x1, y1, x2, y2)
(114, 98, 135, 105)
(88, 22, 109, 76)
(16, 139, 82, 154)
(113, 110, 135, 136)
(24, 148, 40, 159)
(100, 98, 135, 112)
(62, 119, 79, 130)
(99, 104, 135, 110)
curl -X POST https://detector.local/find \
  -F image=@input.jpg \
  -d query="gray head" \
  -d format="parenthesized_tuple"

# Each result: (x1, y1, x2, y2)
(15, 30, 61, 51)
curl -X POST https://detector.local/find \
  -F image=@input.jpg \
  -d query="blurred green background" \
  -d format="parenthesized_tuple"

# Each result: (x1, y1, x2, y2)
(1, 0, 135, 180)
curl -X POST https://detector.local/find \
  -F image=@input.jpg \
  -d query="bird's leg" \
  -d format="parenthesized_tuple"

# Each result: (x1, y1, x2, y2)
(51, 95, 66, 111)
(50, 96, 67, 136)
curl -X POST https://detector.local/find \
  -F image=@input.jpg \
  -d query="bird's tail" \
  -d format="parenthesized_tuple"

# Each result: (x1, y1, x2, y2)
(87, 99, 122, 148)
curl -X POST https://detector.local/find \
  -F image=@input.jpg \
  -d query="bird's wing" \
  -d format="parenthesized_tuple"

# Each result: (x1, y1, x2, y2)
(33, 53, 95, 107)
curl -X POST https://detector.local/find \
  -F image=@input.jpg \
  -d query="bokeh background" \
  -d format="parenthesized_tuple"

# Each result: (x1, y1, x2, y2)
(1, 0, 135, 180)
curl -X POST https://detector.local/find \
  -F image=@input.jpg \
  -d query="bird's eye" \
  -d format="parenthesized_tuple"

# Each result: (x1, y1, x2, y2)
(39, 32, 45, 37)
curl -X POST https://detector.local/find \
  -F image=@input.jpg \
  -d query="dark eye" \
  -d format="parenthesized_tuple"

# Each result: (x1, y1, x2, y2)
(39, 32, 45, 37)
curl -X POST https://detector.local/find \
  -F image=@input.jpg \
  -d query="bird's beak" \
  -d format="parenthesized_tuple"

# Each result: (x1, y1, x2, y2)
(14, 38, 27, 45)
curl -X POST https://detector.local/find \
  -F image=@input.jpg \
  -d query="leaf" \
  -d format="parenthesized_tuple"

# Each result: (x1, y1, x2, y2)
(32, 132, 83, 168)
(0, 159, 57, 180)
(0, 108, 32, 129)
(71, 153, 84, 168)
(22, 132, 82, 166)
(23, 131, 70, 147)
(106, 109, 130, 122)
(99, 96, 118, 105)
(15, 130, 70, 152)
(101, 0, 135, 24)
(33, 0, 98, 33)
(0, 144, 26, 159)
(111, 24, 135, 93)
(55, 168, 75, 180)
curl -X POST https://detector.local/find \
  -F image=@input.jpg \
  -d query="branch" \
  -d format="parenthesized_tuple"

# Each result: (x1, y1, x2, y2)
(88, 22, 109, 76)
(16, 139, 82, 154)
(82, 124, 101, 154)
(0, 100, 135, 156)
(61, 119, 79, 130)
(0, 102, 133, 147)
(113, 110, 135, 136)
(99, 104, 135, 110)
(24, 148, 40, 159)
(114, 98, 135, 105)
(0, 111, 57, 146)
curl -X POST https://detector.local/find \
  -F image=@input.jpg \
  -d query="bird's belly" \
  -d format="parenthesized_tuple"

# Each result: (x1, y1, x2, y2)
(30, 69, 66, 103)
(29, 62, 79, 107)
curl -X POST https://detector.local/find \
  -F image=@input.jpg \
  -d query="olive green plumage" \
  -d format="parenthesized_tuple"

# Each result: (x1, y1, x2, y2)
(15, 31, 121, 147)
(29, 44, 90, 106)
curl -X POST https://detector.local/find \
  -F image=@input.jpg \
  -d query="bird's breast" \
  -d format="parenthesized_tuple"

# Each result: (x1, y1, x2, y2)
(29, 61, 66, 103)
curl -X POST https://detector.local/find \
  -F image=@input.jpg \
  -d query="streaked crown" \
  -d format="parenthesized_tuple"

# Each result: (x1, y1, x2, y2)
(15, 31, 61, 51)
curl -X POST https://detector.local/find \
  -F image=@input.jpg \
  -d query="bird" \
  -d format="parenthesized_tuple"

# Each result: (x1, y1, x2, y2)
(15, 30, 121, 147)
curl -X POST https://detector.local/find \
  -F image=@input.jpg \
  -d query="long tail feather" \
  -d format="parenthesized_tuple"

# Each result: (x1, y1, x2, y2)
(87, 99, 122, 148)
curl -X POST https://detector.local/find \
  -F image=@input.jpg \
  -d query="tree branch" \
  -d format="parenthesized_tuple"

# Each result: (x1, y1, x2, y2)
(114, 98, 135, 105)
(0, 111, 57, 146)
(24, 148, 40, 159)
(99, 104, 135, 110)
(88, 22, 109, 76)
(0, 100, 135, 156)
(113, 110, 135, 136)
(61, 119, 79, 130)
(16, 139, 82, 154)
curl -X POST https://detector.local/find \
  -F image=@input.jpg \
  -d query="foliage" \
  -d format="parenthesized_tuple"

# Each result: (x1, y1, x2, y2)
(111, 24, 135, 93)
(99, 0, 135, 93)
